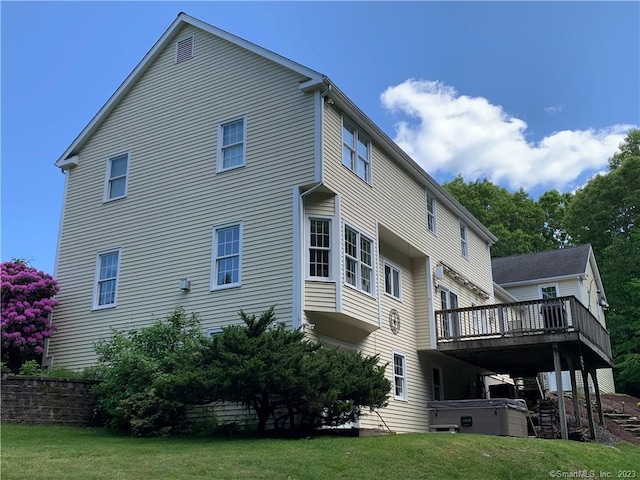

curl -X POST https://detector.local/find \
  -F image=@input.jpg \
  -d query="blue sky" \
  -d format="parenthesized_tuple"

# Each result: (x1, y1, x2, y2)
(2, 1, 639, 275)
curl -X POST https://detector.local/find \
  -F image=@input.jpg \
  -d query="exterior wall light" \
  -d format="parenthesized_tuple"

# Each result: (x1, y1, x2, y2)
(179, 278, 191, 291)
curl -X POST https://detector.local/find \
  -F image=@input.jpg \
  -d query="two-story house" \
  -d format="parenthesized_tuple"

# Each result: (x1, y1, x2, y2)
(47, 13, 613, 435)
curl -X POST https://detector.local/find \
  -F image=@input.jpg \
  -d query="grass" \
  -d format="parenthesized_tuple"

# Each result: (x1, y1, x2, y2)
(2, 425, 639, 480)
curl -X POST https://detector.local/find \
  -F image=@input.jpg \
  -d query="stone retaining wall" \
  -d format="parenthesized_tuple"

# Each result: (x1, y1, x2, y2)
(1, 369, 99, 426)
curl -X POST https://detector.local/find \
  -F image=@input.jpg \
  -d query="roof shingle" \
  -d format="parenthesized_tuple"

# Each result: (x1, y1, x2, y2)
(491, 244, 591, 285)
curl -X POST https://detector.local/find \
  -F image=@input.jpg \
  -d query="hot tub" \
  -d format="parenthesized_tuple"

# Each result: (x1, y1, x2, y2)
(427, 398, 528, 437)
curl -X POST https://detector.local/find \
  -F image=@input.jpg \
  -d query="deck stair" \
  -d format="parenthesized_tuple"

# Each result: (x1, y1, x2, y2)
(538, 399, 558, 439)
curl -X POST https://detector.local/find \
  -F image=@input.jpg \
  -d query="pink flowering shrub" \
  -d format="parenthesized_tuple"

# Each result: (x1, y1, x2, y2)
(1, 260, 59, 371)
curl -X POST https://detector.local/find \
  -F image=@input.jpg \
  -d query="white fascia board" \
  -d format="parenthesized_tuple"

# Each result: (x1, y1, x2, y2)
(323, 79, 498, 246)
(498, 273, 584, 288)
(586, 246, 607, 301)
(55, 12, 323, 168)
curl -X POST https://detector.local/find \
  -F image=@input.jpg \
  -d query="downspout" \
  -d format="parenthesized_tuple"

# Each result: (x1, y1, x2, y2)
(293, 83, 331, 330)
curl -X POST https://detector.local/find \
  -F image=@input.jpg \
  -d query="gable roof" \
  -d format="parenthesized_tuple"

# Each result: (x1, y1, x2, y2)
(53, 12, 497, 245)
(491, 244, 592, 285)
(54, 12, 323, 168)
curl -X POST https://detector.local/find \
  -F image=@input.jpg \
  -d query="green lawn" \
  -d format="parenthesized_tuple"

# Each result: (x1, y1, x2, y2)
(2, 425, 639, 480)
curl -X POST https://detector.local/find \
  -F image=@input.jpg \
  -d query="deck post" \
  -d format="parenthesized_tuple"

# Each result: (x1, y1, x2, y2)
(553, 344, 568, 440)
(590, 367, 605, 426)
(566, 356, 581, 428)
(580, 356, 596, 440)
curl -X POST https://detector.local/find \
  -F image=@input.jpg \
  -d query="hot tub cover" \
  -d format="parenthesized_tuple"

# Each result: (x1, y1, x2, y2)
(427, 398, 527, 412)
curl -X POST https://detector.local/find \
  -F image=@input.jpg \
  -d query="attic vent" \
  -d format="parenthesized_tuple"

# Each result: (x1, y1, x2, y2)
(175, 35, 194, 63)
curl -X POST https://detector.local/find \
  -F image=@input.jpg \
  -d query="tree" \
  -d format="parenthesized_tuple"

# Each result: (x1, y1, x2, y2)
(1, 260, 59, 372)
(538, 189, 573, 248)
(92, 308, 210, 436)
(203, 307, 390, 436)
(564, 130, 640, 396)
(443, 176, 564, 257)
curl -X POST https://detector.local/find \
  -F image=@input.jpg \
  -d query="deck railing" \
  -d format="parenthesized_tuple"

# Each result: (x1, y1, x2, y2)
(435, 296, 612, 360)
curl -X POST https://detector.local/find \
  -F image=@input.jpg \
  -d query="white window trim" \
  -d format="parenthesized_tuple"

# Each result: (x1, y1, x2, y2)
(217, 115, 247, 173)
(439, 287, 460, 339)
(393, 351, 408, 401)
(175, 35, 194, 63)
(92, 248, 121, 310)
(341, 116, 372, 184)
(426, 190, 437, 235)
(539, 283, 560, 299)
(211, 221, 243, 290)
(343, 224, 376, 297)
(103, 151, 130, 203)
(306, 216, 332, 281)
(460, 220, 469, 259)
(383, 260, 402, 301)
(432, 365, 444, 401)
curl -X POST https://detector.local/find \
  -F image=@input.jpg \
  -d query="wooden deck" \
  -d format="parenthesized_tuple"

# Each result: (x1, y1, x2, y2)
(435, 296, 614, 377)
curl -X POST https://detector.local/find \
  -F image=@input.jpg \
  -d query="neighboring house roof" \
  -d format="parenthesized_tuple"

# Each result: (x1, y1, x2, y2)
(53, 12, 497, 245)
(491, 244, 592, 285)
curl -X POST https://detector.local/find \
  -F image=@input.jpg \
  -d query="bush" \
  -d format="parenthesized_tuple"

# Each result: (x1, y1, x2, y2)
(91, 307, 210, 436)
(203, 307, 391, 436)
(18, 359, 41, 376)
(1, 260, 59, 372)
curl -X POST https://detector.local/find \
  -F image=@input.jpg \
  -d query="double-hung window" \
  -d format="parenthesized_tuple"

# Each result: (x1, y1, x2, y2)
(393, 352, 407, 400)
(309, 219, 330, 279)
(93, 249, 120, 309)
(426, 191, 437, 234)
(105, 153, 129, 201)
(384, 262, 401, 300)
(460, 221, 469, 258)
(212, 223, 242, 289)
(342, 119, 371, 183)
(344, 226, 374, 294)
(218, 117, 246, 172)
(540, 284, 558, 299)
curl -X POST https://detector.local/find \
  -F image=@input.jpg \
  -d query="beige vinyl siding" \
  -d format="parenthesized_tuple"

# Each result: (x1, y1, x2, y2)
(322, 105, 494, 306)
(50, 24, 316, 369)
(413, 259, 431, 350)
(314, 102, 497, 432)
(304, 192, 335, 216)
(304, 281, 336, 311)
(340, 287, 379, 328)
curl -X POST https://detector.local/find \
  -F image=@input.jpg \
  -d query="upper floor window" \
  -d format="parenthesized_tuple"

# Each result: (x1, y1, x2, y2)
(344, 226, 374, 295)
(384, 262, 401, 300)
(105, 153, 129, 201)
(93, 249, 120, 309)
(175, 35, 194, 63)
(393, 352, 407, 401)
(426, 191, 437, 234)
(212, 223, 242, 289)
(460, 221, 469, 258)
(342, 119, 371, 183)
(309, 219, 330, 279)
(218, 117, 246, 172)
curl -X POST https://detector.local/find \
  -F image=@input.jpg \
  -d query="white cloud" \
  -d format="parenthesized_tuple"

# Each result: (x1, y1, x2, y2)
(544, 104, 565, 116)
(380, 79, 635, 190)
